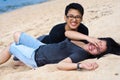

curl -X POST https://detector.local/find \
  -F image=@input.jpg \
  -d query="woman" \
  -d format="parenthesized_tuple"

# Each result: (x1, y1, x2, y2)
(0, 32, 120, 71)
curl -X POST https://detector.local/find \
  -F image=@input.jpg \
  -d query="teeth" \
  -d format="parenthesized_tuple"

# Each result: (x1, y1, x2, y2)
(89, 45, 93, 51)
(71, 23, 76, 26)
(89, 45, 91, 51)
(90, 46, 92, 50)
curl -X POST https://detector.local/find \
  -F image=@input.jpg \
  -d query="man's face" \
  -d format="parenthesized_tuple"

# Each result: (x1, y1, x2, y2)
(65, 9, 82, 30)
(85, 40, 107, 55)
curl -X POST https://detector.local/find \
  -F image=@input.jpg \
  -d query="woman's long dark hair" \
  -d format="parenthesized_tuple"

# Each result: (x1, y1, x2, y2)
(96, 37, 120, 58)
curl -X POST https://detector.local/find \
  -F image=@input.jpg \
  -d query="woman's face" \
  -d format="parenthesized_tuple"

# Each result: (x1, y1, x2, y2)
(64, 9, 82, 30)
(85, 40, 107, 55)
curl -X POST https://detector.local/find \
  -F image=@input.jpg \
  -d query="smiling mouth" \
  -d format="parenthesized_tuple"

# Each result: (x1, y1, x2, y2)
(88, 43, 101, 54)
(88, 43, 95, 51)
(71, 22, 78, 27)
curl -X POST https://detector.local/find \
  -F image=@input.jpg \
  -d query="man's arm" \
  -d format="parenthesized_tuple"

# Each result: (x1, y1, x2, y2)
(65, 31, 101, 47)
(57, 57, 98, 71)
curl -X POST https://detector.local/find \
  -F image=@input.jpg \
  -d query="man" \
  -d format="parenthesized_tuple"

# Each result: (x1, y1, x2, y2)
(37, 3, 89, 44)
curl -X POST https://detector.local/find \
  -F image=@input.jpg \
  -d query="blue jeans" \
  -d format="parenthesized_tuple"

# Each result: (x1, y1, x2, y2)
(9, 32, 45, 68)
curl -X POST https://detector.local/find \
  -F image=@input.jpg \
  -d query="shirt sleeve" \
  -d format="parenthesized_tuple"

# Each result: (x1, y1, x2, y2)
(48, 23, 66, 43)
(69, 50, 89, 63)
(39, 23, 65, 44)
(78, 23, 89, 35)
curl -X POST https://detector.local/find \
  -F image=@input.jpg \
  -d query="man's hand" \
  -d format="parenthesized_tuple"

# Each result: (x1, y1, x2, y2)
(86, 37, 102, 48)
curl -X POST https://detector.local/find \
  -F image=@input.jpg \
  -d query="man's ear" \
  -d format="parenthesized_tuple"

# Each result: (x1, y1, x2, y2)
(81, 17, 83, 21)
(80, 16, 83, 22)
(64, 15, 67, 22)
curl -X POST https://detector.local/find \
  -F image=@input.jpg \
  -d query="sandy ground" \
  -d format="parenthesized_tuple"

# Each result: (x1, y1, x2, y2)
(0, 0, 120, 80)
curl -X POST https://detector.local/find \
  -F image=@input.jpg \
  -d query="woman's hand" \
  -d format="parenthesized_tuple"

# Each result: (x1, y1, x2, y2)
(80, 62, 99, 70)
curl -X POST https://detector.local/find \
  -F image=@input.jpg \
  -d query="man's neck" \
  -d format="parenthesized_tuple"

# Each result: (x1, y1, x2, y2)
(65, 24, 77, 31)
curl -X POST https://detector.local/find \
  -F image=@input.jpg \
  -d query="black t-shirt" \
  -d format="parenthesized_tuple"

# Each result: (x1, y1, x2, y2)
(35, 39, 91, 67)
(41, 23, 89, 44)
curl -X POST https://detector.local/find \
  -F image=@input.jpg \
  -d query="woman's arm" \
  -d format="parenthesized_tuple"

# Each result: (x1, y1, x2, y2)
(57, 57, 98, 71)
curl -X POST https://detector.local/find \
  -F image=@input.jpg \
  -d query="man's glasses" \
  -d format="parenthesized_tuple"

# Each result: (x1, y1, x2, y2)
(66, 15, 82, 20)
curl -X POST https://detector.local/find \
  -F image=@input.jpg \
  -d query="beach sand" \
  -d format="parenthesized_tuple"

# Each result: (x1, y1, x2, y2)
(0, 0, 120, 80)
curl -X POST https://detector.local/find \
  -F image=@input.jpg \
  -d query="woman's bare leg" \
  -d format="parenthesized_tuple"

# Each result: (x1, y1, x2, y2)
(0, 32, 23, 66)
(13, 31, 21, 43)
(13, 31, 25, 66)
(0, 44, 11, 65)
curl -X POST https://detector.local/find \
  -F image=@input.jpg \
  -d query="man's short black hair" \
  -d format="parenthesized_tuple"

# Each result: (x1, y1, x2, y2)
(65, 3, 84, 16)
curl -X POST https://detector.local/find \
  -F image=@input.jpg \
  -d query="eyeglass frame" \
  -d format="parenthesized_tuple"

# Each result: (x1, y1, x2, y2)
(66, 14, 82, 20)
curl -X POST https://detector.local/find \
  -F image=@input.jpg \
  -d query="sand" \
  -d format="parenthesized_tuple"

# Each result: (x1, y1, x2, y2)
(0, 0, 120, 80)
